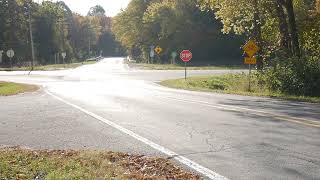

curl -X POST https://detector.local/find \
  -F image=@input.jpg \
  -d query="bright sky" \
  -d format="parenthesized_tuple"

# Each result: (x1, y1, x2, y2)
(38, 0, 131, 17)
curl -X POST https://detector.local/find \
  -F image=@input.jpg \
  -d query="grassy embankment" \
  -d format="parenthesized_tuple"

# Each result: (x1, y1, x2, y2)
(0, 82, 38, 96)
(160, 73, 320, 103)
(0, 61, 96, 71)
(128, 62, 243, 70)
(0, 147, 200, 179)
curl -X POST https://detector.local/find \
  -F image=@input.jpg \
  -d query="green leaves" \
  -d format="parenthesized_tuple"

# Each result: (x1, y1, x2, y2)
(112, 0, 243, 64)
(0, 1, 121, 66)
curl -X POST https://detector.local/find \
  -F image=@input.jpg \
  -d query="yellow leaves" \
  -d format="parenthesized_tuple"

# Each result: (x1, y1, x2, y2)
(208, 0, 258, 35)
(16, 0, 25, 6)
(17, 174, 27, 180)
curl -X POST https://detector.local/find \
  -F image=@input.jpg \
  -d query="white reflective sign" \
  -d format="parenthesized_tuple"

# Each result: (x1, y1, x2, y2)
(61, 52, 66, 58)
(0, 50, 3, 63)
(7, 49, 14, 58)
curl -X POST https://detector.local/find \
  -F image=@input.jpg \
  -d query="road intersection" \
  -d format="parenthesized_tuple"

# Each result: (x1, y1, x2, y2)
(1, 58, 319, 179)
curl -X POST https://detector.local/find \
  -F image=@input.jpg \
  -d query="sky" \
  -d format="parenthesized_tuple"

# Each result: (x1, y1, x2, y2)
(38, 0, 131, 17)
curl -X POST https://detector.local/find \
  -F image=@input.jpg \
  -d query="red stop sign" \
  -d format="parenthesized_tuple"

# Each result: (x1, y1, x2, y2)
(180, 50, 192, 62)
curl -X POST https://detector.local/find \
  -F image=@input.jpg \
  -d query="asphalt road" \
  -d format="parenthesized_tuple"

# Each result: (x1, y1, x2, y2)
(0, 58, 319, 180)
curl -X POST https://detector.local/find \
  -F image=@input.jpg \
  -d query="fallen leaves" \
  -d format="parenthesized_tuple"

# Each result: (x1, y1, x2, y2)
(0, 147, 202, 180)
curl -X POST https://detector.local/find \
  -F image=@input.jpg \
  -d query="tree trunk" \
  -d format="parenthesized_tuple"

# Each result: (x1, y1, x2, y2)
(276, 0, 291, 55)
(253, 0, 263, 70)
(8, 0, 14, 48)
(285, 0, 301, 57)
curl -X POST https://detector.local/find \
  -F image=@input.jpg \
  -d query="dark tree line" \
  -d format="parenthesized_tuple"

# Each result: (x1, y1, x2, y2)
(199, 0, 320, 96)
(112, 0, 244, 65)
(0, 1, 124, 67)
(113, 0, 320, 96)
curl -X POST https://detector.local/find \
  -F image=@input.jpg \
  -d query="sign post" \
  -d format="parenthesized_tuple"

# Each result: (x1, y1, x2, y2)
(244, 57, 257, 91)
(180, 50, 192, 80)
(0, 50, 3, 63)
(154, 46, 163, 64)
(61, 52, 66, 64)
(7, 49, 15, 70)
(150, 45, 155, 64)
(242, 40, 259, 91)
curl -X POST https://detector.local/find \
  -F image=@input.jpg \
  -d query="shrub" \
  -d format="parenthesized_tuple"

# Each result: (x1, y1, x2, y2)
(259, 56, 320, 97)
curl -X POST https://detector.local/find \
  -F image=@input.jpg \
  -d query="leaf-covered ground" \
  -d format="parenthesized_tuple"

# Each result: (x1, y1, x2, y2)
(0, 147, 201, 180)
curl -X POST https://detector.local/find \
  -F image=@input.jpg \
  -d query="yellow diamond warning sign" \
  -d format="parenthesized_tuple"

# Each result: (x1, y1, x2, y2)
(243, 40, 260, 57)
(154, 46, 163, 55)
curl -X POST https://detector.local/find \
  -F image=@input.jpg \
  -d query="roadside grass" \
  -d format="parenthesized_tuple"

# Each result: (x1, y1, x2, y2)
(0, 147, 200, 180)
(0, 82, 38, 96)
(0, 61, 96, 71)
(128, 62, 244, 70)
(160, 73, 320, 103)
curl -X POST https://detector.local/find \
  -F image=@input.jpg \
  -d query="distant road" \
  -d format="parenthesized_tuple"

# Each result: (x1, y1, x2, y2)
(0, 58, 319, 180)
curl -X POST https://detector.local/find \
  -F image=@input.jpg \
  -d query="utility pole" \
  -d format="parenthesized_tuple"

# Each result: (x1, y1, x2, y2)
(89, 16, 91, 58)
(28, 3, 35, 71)
(57, 17, 65, 64)
(61, 22, 65, 65)
(88, 18, 92, 58)
(89, 37, 91, 58)
(8, 0, 14, 67)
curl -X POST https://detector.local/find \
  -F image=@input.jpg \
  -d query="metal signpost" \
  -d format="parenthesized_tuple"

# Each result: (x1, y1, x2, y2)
(150, 45, 155, 64)
(6, 49, 14, 69)
(0, 50, 3, 63)
(61, 52, 66, 64)
(243, 40, 260, 91)
(180, 50, 192, 80)
(150, 49, 155, 58)
(154, 46, 163, 64)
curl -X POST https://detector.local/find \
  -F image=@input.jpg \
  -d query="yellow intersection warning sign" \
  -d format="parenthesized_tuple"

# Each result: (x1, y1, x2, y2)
(154, 46, 163, 55)
(244, 57, 257, 65)
(243, 40, 260, 57)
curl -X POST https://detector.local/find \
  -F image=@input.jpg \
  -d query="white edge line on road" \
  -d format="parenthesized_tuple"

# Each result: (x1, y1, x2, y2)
(45, 90, 228, 180)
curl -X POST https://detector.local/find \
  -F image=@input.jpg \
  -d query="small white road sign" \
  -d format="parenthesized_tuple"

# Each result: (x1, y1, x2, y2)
(7, 49, 14, 58)
(150, 50, 155, 58)
(0, 50, 3, 63)
(61, 52, 66, 59)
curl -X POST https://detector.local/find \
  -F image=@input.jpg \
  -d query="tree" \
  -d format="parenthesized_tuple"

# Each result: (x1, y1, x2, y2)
(286, 0, 300, 57)
(113, 0, 243, 64)
(200, 0, 305, 57)
(0, 1, 121, 66)
(34, 1, 65, 64)
(112, 0, 150, 58)
(199, 0, 320, 96)
(88, 5, 106, 16)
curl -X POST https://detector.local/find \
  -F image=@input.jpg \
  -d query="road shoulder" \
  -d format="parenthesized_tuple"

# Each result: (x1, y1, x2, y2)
(159, 75, 320, 104)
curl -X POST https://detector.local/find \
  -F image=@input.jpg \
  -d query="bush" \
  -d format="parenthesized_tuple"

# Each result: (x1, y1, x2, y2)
(259, 56, 320, 97)
(206, 79, 228, 90)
